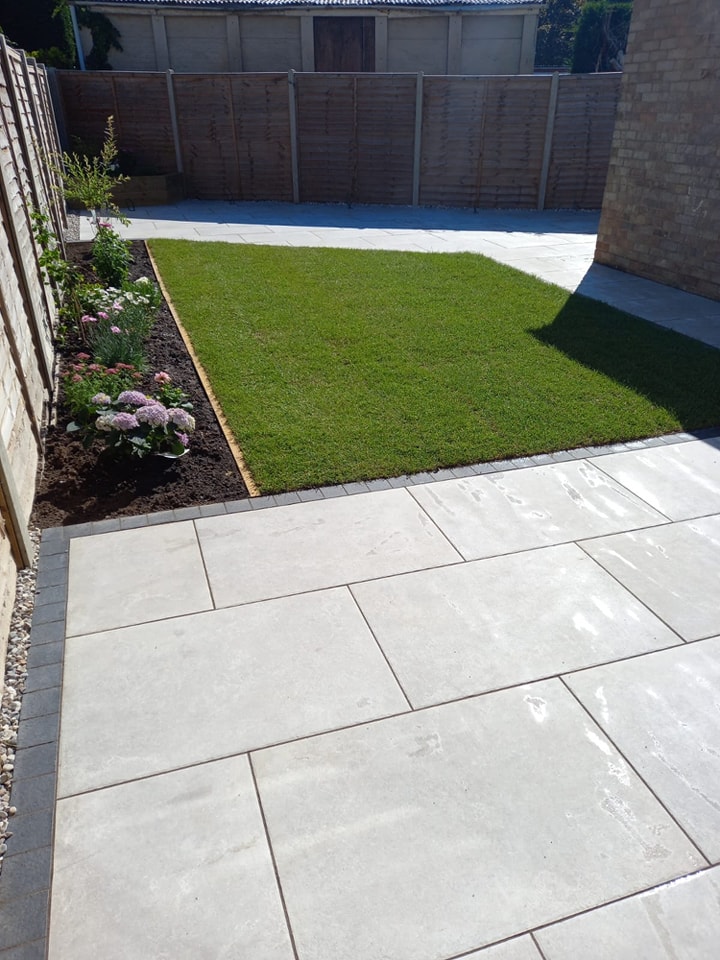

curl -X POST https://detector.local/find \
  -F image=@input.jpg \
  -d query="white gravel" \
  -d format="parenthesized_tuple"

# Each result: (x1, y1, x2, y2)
(0, 528, 40, 872)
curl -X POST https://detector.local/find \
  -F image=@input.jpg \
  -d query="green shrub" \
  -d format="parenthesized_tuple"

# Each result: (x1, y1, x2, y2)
(62, 355, 141, 426)
(92, 224, 131, 286)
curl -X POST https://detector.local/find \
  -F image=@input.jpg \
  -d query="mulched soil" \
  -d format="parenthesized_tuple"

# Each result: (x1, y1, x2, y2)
(31, 241, 249, 528)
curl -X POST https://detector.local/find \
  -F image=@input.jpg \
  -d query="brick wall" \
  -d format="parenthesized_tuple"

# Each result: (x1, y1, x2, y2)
(595, 0, 720, 301)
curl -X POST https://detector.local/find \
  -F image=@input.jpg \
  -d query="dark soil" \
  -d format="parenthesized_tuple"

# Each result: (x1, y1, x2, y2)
(32, 241, 249, 528)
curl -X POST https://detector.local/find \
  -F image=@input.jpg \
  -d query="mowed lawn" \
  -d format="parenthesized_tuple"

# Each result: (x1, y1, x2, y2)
(149, 239, 720, 493)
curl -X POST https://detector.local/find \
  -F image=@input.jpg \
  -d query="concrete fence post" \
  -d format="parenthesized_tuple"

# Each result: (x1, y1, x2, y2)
(288, 70, 300, 204)
(412, 71, 424, 207)
(537, 71, 560, 211)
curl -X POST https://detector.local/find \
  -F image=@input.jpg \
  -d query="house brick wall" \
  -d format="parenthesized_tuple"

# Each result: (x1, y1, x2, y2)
(595, 0, 720, 301)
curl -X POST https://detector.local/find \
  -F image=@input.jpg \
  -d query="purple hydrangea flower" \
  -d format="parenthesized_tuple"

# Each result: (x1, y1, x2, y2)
(112, 412, 139, 431)
(91, 393, 112, 406)
(167, 408, 195, 431)
(116, 390, 149, 406)
(135, 404, 169, 427)
(177, 432, 190, 448)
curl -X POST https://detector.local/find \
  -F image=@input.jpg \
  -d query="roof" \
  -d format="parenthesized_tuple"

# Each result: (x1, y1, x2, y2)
(71, 0, 541, 9)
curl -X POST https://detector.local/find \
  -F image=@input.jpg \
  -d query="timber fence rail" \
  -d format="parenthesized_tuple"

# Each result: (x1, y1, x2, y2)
(54, 69, 621, 210)
(0, 39, 64, 660)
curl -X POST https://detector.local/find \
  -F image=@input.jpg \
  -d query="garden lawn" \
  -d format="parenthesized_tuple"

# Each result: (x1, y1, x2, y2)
(148, 240, 720, 493)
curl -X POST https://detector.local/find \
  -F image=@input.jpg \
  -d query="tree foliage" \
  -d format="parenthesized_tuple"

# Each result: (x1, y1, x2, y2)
(535, 0, 583, 69)
(571, 1, 634, 73)
(0, 0, 121, 69)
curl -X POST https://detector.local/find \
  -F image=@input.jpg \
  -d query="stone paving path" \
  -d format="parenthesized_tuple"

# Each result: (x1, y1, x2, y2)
(3, 434, 720, 959)
(80, 200, 720, 349)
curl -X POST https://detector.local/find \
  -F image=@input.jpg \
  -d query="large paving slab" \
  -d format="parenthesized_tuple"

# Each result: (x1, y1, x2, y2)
(195, 488, 461, 607)
(466, 938, 543, 960)
(582, 515, 720, 641)
(409, 462, 668, 561)
(57, 588, 408, 796)
(566, 638, 720, 862)
(591, 438, 720, 520)
(49, 756, 293, 960)
(252, 680, 704, 960)
(352, 543, 681, 707)
(535, 867, 720, 960)
(66, 522, 211, 636)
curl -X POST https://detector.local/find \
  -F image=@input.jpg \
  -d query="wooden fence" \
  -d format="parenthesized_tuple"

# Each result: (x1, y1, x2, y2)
(0, 39, 64, 662)
(54, 69, 621, 210)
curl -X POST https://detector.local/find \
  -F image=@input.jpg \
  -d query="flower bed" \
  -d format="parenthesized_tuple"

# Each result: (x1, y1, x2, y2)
(32, 241, 249, 527)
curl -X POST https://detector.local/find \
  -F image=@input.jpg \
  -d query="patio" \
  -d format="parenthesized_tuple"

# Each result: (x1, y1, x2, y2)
(1, 204, 719, 958)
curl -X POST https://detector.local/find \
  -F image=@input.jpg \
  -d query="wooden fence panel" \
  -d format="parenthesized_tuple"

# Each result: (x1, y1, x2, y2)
(296, 73, 358, 203)
(55, 69, 620, 210)
(546, 73, 622, 209)
(0, 42, 61, 660)
(230, 73, 293, 201)
(420, 77, 487, 208)
(174, 75, 242, 199)
(478, 76, 551, 208)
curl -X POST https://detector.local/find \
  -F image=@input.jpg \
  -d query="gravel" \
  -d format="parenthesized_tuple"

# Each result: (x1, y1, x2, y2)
(0, 528, 40, 874)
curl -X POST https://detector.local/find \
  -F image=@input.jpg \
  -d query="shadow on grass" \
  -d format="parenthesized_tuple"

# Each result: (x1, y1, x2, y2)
(531, 292, 720, 429)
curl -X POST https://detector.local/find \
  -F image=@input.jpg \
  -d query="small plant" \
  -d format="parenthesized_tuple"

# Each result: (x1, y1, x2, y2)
(86, 378, 195, 458)
(54, 116, 129, 225)
(81, 278, 162, 337)
(79, 277, 162, 368)
(30, 208, 85, 341)
(92, 223, 132, 286)
(62, 355, 142, 427)
(80, 309, 147, 369)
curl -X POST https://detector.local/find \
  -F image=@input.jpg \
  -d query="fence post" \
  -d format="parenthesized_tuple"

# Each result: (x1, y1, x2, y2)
(165, 70, 183, 175)
(288, 70, 300, 204)
(537, 71, 560, 211)
(412, 72, 424, 206)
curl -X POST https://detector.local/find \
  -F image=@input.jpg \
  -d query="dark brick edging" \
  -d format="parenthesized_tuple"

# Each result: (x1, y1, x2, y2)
(0, 426, 718, 957)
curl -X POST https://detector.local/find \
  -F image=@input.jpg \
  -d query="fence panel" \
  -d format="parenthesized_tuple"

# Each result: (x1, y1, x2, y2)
(545, 73, 623, 210)
(0, 41, 62, 662)
(55, 69, 621, 209)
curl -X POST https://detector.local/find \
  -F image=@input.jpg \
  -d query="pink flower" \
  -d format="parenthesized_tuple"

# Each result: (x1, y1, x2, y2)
(154, 372, 171, 385)
(106, 368, 118, 374)
(81, 314, 97, 324)
(110, 325, 122, 334)
(72, 374, 82, 382)
(177, 432, 190, 447)
(76, 352, 91, 361)
(88, 364, 102, 372)
(112, 302, 123, 311)
(98, 311, 109, 320)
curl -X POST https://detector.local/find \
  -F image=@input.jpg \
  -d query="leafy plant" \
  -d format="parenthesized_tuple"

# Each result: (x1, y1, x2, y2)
(80, 309, 147, 369)
(81, 278, 162, 338)
(30, 208, 85, 342)
(54, 116, 129, 224)
(571, 1, 633, 73)
(85, 386, 195, 458)
(92, 223, 131, 286)
(62, 354, 141, 426)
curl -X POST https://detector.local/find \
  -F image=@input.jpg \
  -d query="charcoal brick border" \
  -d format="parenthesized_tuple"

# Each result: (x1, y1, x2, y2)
(0, 427, 718, 956)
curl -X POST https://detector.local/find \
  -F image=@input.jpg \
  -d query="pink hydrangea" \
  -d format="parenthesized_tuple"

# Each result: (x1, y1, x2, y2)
(112, 412, 139, 431)
(91, 393, 112, 406)
(135, 404, 169, 427)
(167, 408, 195, 431)
(117, 390, 149, 406)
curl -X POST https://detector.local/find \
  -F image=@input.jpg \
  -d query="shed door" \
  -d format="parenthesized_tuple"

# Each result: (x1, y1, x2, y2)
(314, 17, 375, 72)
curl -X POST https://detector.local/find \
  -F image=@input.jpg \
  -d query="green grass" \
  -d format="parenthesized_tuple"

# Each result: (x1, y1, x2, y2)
(149, 239, 720, 493)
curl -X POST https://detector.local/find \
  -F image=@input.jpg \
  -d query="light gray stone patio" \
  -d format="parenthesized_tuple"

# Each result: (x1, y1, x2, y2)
(2, 202, 719, 959)
(30, 435, 720, 960)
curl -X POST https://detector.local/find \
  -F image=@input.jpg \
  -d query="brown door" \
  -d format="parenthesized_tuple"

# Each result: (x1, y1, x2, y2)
(314, 17, 375, 72)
